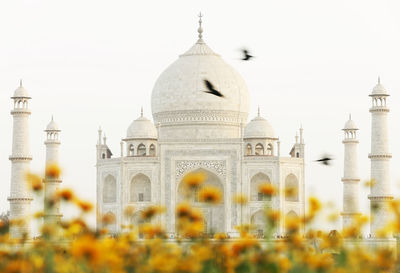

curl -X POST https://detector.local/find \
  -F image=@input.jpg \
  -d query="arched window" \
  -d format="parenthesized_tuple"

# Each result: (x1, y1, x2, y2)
(246, 144, 252, 155)
(285, 174, 299, 202)
(267, 143, 273, 156)
(251, 210, 267, 237)
(285, 211, 299, 234)
(103, 211, 116, 233)
(255, 143, 264, 155)
(137, 144, 146, 156)
(103, 175, 117, 203)
(250, 172, 271, 201)
(130, 174, 151, 202)
(149, 144, 156, 156)
(102, 153, 106, 159)
(129, 144, 134, 156)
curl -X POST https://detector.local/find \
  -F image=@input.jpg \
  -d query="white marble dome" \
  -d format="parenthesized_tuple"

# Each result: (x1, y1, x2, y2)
(371, 80, 388, 96)
(343, 118, 358, 130)
(126, 114, 157, 139)
(46, 118, 60, 131)
(13, 85, 30, 98)
(151, 38, 250, 126)
(244, 114, 275, 139)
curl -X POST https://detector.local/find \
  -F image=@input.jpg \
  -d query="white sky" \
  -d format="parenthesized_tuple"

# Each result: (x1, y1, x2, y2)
(1, 0, 400, 234)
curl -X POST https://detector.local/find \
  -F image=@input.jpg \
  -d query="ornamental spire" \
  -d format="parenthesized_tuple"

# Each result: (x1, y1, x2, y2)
(141, 106, 143, 117)
(378, 76, 381, 84)
(19, 79, 23, 87)
(257, 106, 260, 117)
(197, 12, 203, 41)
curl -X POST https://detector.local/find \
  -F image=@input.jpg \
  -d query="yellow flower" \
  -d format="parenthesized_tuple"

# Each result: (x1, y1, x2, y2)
(141, 205, 165, 220)
(233, 194, 248, 205)
(124, 206, 135, 217)
(101, 213, 116, 225)
(45, 163, 61, 178)
(183, 172, 206, 190)
(76, 199, 93, 212)
(258, 183, 276, 196)
(309, 197, 322, 214)
(70, 235, 101, 264)
(140, 224, 164, 239)
(56, 188, 75, 201)
(176, 202, 192, 218)
(198, 186, 222, 204)
(278, 256, 291, 273)
(214, 232, 228, 240)
(26, 173, 43, 192)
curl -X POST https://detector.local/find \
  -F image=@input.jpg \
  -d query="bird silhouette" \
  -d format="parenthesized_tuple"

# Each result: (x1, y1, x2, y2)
(315, 155, 333, 166)
(241, 49, 254, 61)
(203, 79, 224, 98)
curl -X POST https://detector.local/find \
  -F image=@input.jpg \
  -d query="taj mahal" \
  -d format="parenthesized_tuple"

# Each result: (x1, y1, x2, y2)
(6, 16, 396, 247)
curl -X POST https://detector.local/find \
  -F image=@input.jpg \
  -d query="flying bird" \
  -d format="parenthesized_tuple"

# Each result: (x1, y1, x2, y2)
(241, 49, 254, 61)
(315, 156, 333, 166)
(203, 79, 224, 98)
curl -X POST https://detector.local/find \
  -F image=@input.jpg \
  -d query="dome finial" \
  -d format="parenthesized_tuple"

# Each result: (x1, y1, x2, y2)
(378, 76, 381, 84)
(141, 106, 143, 117)
(349, 113, 351, 120)
(19, 79, 23, 87)
(197, 12, 203, 41)
(51, 115, 54, 121)
(257, 106, 260, 117)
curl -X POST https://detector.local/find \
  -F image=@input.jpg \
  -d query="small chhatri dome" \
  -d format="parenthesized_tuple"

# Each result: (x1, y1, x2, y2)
(244, 110, 275, 139)
(126, 110, 157, 139)
(46, 116, 60, 131)
(371, 77, 388, 96)
(343, 114, 358, 130)
(12, 80, 30, 98)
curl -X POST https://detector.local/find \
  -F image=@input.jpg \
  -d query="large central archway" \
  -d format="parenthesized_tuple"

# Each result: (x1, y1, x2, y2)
(177, 168, 225, 234)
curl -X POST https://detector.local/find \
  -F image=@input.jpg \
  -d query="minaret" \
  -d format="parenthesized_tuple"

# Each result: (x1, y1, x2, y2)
(8, 80, 33, 239)
(43, 117, 62, 224)
(368, 78, 393, 238)
(341, 115, 360, 230)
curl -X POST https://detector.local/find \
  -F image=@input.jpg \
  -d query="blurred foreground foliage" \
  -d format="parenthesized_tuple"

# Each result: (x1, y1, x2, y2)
(0, 169, 399, 273)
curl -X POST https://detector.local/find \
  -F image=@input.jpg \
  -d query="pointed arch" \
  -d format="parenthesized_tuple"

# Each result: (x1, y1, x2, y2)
(246, 143, 252, 155)
(255, 143, 264, 155)
(103, 211, 116, 233)
(251, 209, 266, 236)
(149, 144, 156, 156)
(267, 143, 273, 156)
(103, 175, 116, 203)
(130, 173, 151, 202)
(250, 172, 271, 201)
(177, 168, 225, 233)
(285, 174, 299, 202)
(129, 144, 134, 156)
(137, 143, 146, 156)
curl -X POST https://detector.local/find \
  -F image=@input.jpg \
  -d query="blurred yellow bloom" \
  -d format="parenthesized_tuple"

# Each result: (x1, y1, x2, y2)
(45, 163, 61, 178)
(183, 172, 206, 190)
(140, 223, 164, 239)
(141, 205, 165, 220)
(258, 183, 276, 196)
(176, 202, 192, 218)
(26, 173, 43, 192)
(102, 213, 116, 225)
(56, 188, 75, 201)
(33, 211, 44, 219)
(70, 235, 101, 264)
(76, 199, 93, 212)
(198, 186, 222, 204)
(124, 206, 135, 217)
(309, 197, 322, 214)
(364, 179, 376, 187)
(233, 194, 248, 205)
